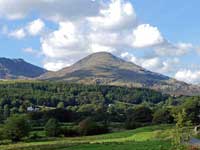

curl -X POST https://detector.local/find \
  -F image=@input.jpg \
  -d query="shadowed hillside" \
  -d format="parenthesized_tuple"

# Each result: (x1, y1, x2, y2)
(0, 58, 47, 79)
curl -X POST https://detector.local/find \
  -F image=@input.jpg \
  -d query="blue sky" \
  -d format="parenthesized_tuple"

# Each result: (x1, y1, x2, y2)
(0, 0, 200, 84)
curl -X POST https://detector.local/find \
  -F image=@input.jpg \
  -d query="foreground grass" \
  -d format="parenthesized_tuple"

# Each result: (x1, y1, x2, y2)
(0, 125, 173, 150)
(62, 141, 171, 150)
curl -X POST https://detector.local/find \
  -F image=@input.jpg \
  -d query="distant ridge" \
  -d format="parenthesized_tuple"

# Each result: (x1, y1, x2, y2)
(39, 52, 200, 96)
(0, 57, 47, 79)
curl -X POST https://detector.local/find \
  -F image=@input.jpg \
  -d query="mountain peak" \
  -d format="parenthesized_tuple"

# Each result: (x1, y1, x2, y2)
(73, 52, 126, 68)
(40, 52, 168, 85)
(0, 57, 47, 79)
(88, 51, 114, 56)
(39, 52, 200, 96)
(85, 52, 119, 60)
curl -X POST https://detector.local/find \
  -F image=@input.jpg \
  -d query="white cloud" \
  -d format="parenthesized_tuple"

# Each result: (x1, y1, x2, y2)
(88, 0, 136, 31)
(41, 21, 88, 59)
(132, 24, 164, 48)
(141, 57, 162, 70)
(23, 47, 35, 53)
(43, 61, 69, 71)
(22, 47, 41, 57)
(9, 28, 26, 39)
(0, 0, 101, 21)
(121, 52, 180, 74)
(120, 52, 162, 71)
(27, 19, 45, 36)
(89, 44, 117, 53)
(88, 31, 130, 49)
(160, 58, 180, 73)
(177, 42, 193, 50)
(7, 18, 45, 39)
(175, 70, 200, 84)
(155, 42, 191, 56)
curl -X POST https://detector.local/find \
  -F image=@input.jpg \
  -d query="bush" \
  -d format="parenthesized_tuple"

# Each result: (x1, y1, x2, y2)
(124, 120, 142, 129)
(79, 118, 109, 136)
(4, 115, 30, 142)
(29, 132, 41, 140)
(45, 118, 61, 137)
(153, 108, 174, 124)
(62, 126, 80, 137)
(94, 124, 109, 135)
(125, 106, 152, 129)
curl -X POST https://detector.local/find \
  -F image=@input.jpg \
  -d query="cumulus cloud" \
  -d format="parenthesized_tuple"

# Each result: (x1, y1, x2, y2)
(26, 19, 45, 36)
(88, 0, 136, 31)
(43, 61, 70, 71)
(175, 70, 200, 84)
(120, 52, 180, 74)
(40, 21, 89, 67)
(132, 24, 164, 48)
(7, 19, 45, 39)
(89, 44, 117, 53)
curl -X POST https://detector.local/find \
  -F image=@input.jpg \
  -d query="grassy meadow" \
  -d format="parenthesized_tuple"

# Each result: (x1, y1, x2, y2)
(0, 125, 173, 150)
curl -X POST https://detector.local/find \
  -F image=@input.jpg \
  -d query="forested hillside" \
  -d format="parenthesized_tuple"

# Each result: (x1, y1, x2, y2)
(0, 81, 167, 111)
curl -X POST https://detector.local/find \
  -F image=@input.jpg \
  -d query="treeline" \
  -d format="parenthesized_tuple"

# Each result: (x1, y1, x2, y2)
(0, 81, 168, 119)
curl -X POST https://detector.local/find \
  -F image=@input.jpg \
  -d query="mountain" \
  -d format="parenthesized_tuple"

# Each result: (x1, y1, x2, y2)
(0, 57, 47, 79)
(39, 52, 200, 96)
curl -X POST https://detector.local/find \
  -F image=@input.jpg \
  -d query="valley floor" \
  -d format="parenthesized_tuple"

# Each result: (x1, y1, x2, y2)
(0, 125, 172, 150)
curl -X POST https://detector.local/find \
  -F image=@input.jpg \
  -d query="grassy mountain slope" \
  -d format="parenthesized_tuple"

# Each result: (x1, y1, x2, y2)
(0, 58, 47, 79)
(39, 52, 200, 96)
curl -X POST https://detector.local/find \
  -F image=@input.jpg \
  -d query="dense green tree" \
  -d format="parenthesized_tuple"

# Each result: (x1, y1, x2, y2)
(125, 106, 153, 129)
(131, 106, 153, 123)
(153, 108, 174, 124)
(79, 118, 97, 135)
(4, 115, 30, 142)
(78, 118, 108, 136)
(45, 118, 60, 137)
(181, 98, 200, 124)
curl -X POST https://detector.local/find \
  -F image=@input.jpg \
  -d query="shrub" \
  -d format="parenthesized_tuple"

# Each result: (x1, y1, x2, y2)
(4, 115, 30, 142)
(172, 109, 191, 150)
(124, 120, 142, 129)
(45, 118, 61, 137)
(79, 118, 109, 136)
(62, 126, 80, 137)
(153, 108, 174, 124)
(29, 132, 41, 140)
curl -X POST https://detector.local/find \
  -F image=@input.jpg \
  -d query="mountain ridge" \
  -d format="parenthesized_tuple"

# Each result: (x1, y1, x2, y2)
(39, 52, 200, 96)
(0, 57, 47, 79)
(1, 52, 199, 96)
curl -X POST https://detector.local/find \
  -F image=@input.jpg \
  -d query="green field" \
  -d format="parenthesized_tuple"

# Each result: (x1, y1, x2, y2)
(0, 125, 173, 150)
